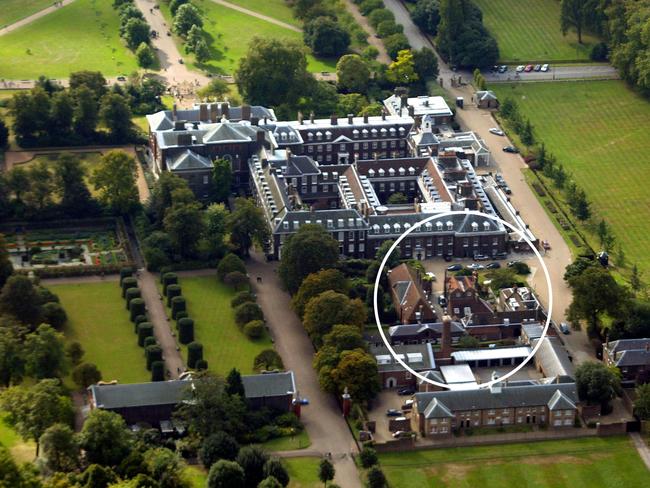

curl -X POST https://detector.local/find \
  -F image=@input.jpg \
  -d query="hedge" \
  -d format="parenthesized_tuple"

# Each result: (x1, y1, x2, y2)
(162, 272, 178, 293)
(177, 317, 194, 344)
(231, 291, 256, 308)
(119, 267, 133, 285)
(134, 314, 147, 333)
(243, 320, 265, 339)
(175, 311, 188, 326)
(234, 302, 264, 328)
(125, 287, 141, 310)
(217, 253, 246, 281)
(187, 342, 203, 369)
(137, 322, 154, 347)
(121, 277, 137, 297)
(166, 284, 182, 306)
(151, 360, 165, 381)
(171, 296, 186, 320)
(195, 359, 208, 371)
(143, 336, 157, 348)
(145, 345, 163, 370)
(129, 298, 145, 322)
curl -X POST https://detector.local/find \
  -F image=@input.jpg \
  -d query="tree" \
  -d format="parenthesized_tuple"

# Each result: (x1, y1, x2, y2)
(148, 171, 191, 225)
(336, 55, 370, 93)
(258, 477, 283, 488)
(630, 264, 642, 293)
(0, 445, 25, 487)
(304, 16, 350, 57)
(26, 160, 52, 211)
(236, 446, 269, 488)
(318, 459, 335, 486)
(41, 302, 67, 330)
(235, 38, 312, 107)
(387, 49, 419, 85)
(234, 302, 264, 327)
(79, 464, 118, 488)
(92, 150, 139, 215)
(366, 466, 387, 488)
(412, 47, 439, 79)
(384, 33, 411, 59)
(520, 119, 535, 146)
(79, 409, 132, 466)
(254, 349, 284, 372)
(575, 361, 620, 406)
(73, 85, 99, 138)
(24, 324, 67, 379)
(597, 219, 616, 252)
(458, 335, 480, 348)
(568, 187, 590, 221)
(0, 327, 25, 387)
(292, 269, 349, 318)
(375, 239, 401, 269)
(200, 432, 240, 467)
(303, 291, 367, 345)
(69, 71, 107, 99)
(227, 198, 269, 257)
(54, 154, 95, 217)
(226, 368, 245, 397)
(143, 447, 191, 488)
(359, 446, 378, 469)
(50, 90, 74, 139)
(39, 423, 79, 473)
(173, 3, 203, 37)
(217, 253, 247, 281)
(163, 197, 205, 258)
(0, 118, 9, 148)
(336, 93, 369, 118)
(263, 458, 289, 487)
(170, 0, 190, 16)
(198, 78, 230, 101)
(387, 192, 408, 204)
(0, 234, 13, 289)
(0, 275, 42, 326)
(560, 0, 590, 44)
(634, 383, 650, 420)
(0, 379, 74, 456)
(278, 224, 340, 294)
(243, 320, 264, 339)
(330, 349, 380, 403)
(66, 341, 84, 367)
(124, 18, 151, 50)
(136, 42, 156, 69)
(99, 93, 133, 141)
(205, 203, 229, 256)
(207, 460, 245, 488)
(186, 24, 204, 53)
(212, 158, 232, 203)
(321, 324, 366, 352)
(72, 363, 102, 390)
(413, 0, 441, 35)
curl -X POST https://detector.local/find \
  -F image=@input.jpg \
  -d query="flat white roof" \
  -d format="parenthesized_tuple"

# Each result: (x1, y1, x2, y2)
(440, 364, 475, 384)
(447, 381, 479, 390)
(451, 346, 532, 362)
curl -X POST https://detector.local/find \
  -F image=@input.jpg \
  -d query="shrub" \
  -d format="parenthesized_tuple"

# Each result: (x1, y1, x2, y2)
(134, 314, 147, 333)
(368, 9, 394, 29)
(200, 432, 240, 467)
(137, 322, 154, 347)
(121, 277, 137, 297)
(359, 0, 383, 16)
(243, 320, 265, 339)
(274, 413, 301, 429)
(510, 261, 531, 275)
(143, 336, 157, 348)
(590, 42, 608, 61)
(384, 33, 410, 59)
(231, 291, 255, 308)
(72, 363, 102, 389)
(166, 284, 182, 306)
(171, 296, 186, 319)
(234, 302, 264, 328)
(145, 345, 163, 370)
(376, 19, 402, 37)
(187, 342, 203, 369)
(359, 446, 378, 468)
(125, 287, 141, 310)
(162, 272, 178, 294)
(217, 253, 246, 281)
(42, 302, 68, 329)
(119, 267, 133, 285)
(175, 310, 188, 325)
(223, 271, 249, 290)
(178, 317, 195, 344)
(195, 359, 208, 371)
(129, 298, 146, 322)
(151, 360, 165, 381)
(254, 349, 284, 372)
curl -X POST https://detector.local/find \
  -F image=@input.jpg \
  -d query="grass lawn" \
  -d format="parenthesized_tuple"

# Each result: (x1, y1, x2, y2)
(185, 465, 207, 487)
(227, 0, 301, 27)
(175, 276, 273, 375)
(492, 80, 650, 279)
(0, 0, 139, 79)
(379, 436, 649, 488)
(284, 457, 322, 488)
(159, 0, 337, 75)
(261, 429, 311, 451)
(0, 414, 36, 463)
(0, 0, 52, 27)
(473, 0, 599, 62)
(52, 281, 150, 384)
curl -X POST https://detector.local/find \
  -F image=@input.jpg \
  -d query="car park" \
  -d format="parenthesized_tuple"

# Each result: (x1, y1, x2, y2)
(402, 399, 415, 411)
(502, 185, 512, 194)
(560, 322, 570, 334)
(489, 128, 505, 136)
(541, 64, 549, 72)
(386, 409, 402, 417)
(534, 64, 542, 71)
(447, 264, 463, 271)
(499, 65, 508, 73)
(525, 64, 534, 72)
(486, 262, 501, 269)
(516, 65, 525, 72)
(502, 146, 519, 153)
(468, 263, 485, 271)
(398, 387, 415, 396)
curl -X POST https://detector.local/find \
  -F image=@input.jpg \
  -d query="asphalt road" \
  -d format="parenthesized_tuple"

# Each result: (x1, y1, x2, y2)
(485, 64, 620, 82)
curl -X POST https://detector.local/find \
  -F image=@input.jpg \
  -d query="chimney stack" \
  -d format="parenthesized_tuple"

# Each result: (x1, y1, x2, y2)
(441, 315, 452, 359)
(381, 110, 386, 121)
(298, 111, 303, 125)
(220, 102, 229, 120)
(400, 94, 408, 108)
(330, 114, 338, 126)
(210, 103, 218, 122)
(363, 113, 369, 124)
(199, 103, 208, 122)
(251, 116, 259, 126)
(242, 104, 251, 121)
(309, 111, 315, 124)
(172, 103, 177, 120)
(408, 105, 415, 117)
(348, 113, 354, 124)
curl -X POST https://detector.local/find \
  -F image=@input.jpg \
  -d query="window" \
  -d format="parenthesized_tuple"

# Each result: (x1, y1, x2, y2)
(203, 175, 209, 185)
(353, 143, 359, 150)
(326, 144, 332, 151)
(340, 143, 346, 151)
(363, 142, 369, 150)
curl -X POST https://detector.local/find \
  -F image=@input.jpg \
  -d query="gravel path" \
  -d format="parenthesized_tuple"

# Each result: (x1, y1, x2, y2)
(630, 433, 650, 471)
(341, 0, 391, 64)
(209, 0, 301, 33)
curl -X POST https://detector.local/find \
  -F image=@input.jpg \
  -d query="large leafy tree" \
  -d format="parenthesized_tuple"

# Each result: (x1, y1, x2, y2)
(39, 423, 79, 473)
(69, 71, 107, 99)
(123, 18, 151, 50)
(173, 3, 203, 37)
(73, 85, 100, 138)
(292, 268, 349, 318)
(24, 324, 67, 379)
(92, 150, 140, 215)
(303, 16, 350, 57)
(336, 54, 370, 93)
(413, 0, 441, 35)
(148, 171, 191, 226)
(212, 158, 232, 204)
(79, 409, 132, 466)
(303, 291, 367, 346)
(575, 361, 620, 406)
(278, 224, 340, 294)
(236, 446, 269, 488)
(0, 233, 13, 289)
(54, 154, 95, 217)
(200, 432, 240, 467)
(163, 191, 205, 258)
(0, 326, 24, 387)
(25, 160, 52, 211)
(207, 460, 245, 488)
(99, 93, 133, 142)
(634, 383, 650, 420)
(387, 49, 419, 85)
(226, 198, 269, 257)
(560, 0, 592, 44)
(0, 275, 42, 327)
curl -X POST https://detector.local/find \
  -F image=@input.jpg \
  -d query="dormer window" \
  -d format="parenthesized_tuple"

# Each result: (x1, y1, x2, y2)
(398, 167, 405, 176)
(353, 129, 359, 138)
(283, 221, 289, 230)
(294, 221, 300, 230)
(394, 223, 401, 232)
(483, 221, 490, 230)
(380, 128, 387, 135)
(383, 224, 390, 233)
(338, 219, 344, 228)
(316, 131, 323, 141)
(446, 220, 453, 230)
(373, 224, 380, 234)
(368, 169, 375, 177)
(362, 129, 369, 137)
(327, 219, 334, 229)
(378, 168, 385, 177)
(472, 222, 479, 232)
(389, 127, 396, 135)
(399, 127, 405, 133)
(436, 221, 443, 230)
(307, 132, 314, 140)
(388, 168, 395, 176)
(371, 128, 378, 137)
(426, 222, 433, 231)
(325, 130, 332, 140)
(408, 167, 415, 175)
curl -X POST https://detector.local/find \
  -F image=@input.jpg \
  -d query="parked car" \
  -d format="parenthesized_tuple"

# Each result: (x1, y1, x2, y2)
(524, 64, 534, 72)
(491, 65, 499, 72)
(468, 263, 485, 271)
(392, 430, 412, 439)
(495, 174, 505, 183)
(502, 185, 512, 194)
(507, 260, 521, 268)
(474, 254, 490, 261)
(534, 64, 542, 71)
(542, 240, 551, 250)
(499, 65, 508, 73)
(486, 262, 501, 269)
(489, 127, 505, 136)
(398, 387, 415, 396)
(178, 58, 184, 64)
(494, 252, 508, 260)
(447, 264, 463, 271)
(386, 409, 402, 417)
(541, 64, 549, 72)
(502, 146, 519, 153)
(560, 322, 571, 334)
(444, 254, 453, 262)
(516, 65, 525, 72)
(299, 397, 309, 405)
(116, 76, 126, 82)
(402, 399, 415, 411)
(437, 295, 447, 307)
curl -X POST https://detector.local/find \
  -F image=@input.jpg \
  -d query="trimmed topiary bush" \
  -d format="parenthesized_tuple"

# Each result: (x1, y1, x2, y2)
(234, 302, 264, 328)
(243, 320, 265, 339)
(151, 360, 165, 381)
(134, 314, 147, 333)
(137, 322, 154, 347)
(178, 317, 194, 344)
(231, 291, 255, 308)
(121, 277, 137, 297)
(195, 359, 208, 371)
(171, 296, 186, 320)
(161, 271, 178, 288)
(119, 267, 133, 286)
(166, 284, 182, 306)
(125, 287, 141, 310)
(217, 253, 246, 281)
(175, 311, 188, 327)
(143, 336, 157, 348)
(187, 342, 203, 369)
(145, 345, 163, 370)
(129, 298, 145, 322)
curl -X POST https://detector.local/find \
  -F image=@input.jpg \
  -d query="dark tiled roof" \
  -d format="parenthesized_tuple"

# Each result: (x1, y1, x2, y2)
(168, 150, 213, 170)
(615, 349, 650, 367)
(89, 380, 191, 409)
(547, 389, 576, 410)
(388, 321, 465, 338)
(242, 371, 296, 399)
(608, 338, 650, 354)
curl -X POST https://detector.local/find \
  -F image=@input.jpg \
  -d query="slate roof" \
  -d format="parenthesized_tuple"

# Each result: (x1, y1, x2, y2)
(168, 150, 213, 171)
(547, 389, 576, 411)
(203, 123, 257, 143)
(532, 337, 574, 378)
(615, 349, 650, 367)
(89, 380, 191, 410)
(281, 155, 320, 177)
(418, 370, 444, 384)
(607, 338, 650, 354)
(476, 90, 498, 101)
(415, 382, 578, 418)
(370, 343, 436, 372)
(241, 371, 296, 399)
(423, 398, 454, 418)
(388, 321, 465, 338)
(412, 130, 439, 147)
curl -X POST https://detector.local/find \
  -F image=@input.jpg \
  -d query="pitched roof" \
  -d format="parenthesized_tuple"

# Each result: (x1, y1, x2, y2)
(547, 389, 576, 410)
(532, 337, 574, 378)
(89, 380, 191, 410)
(203, 123, 256, 143)
(168, 150, 213, 171)
(241, 371, 296, 399)
(388, 321, 465, 338)
(418, 370, 444, 384)
(423, 398, 454, 418)
(369, 343, 436, 372)
(608, 338, 650, 354)
(615, 349, 650, 367)
(476, 90, 498, 101)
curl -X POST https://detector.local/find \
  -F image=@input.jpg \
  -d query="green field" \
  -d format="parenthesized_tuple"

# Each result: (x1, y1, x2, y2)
(0, 414, 36, 463)
(492, 80, 650, 277)
(474, 0, 598, 62)
(379, 436, 648, 487)
(177, 276, 273, 375)
(0, 0, 53, 27)
(52, 281, 150, 384)
(284, 457, 321, 488)
(261, 429, 311, 451)
(227, 0, 301, 27)
(0, 0, 139, 79)
(159, 0, 337, 75)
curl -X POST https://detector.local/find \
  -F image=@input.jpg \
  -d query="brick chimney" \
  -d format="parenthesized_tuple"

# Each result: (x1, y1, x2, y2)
(330, 114, 338, 125)
(408, 105, 415, 117)
(348, 113, 354, 124)
(172, 103, 177, 120)
(220, 102, 229, 120)
(199, 103, 208, 122)
(210, 103, 218, 122)
(441, 315, 452, 359)
(242, 104, 251, 121)
(363, 113, 369, 124)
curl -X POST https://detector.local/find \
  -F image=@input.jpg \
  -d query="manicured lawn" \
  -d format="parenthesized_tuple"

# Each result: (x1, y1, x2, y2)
(379, 436, 649, 488)
(473, 0, 598, 62)
(284, 457, 322, 488)
(185, 465, 208, 487)
(0, 0, 139, 79)
(52, 281, 150, 384)
(492, 80, 650, 278)
(0, 0, 52, 27)
(227, 0, 301, 27)
(17, 152, 103, 197)
(261, 429, 311, 451)
(0, 414, 36, 463)
(176, 276, 273, 375)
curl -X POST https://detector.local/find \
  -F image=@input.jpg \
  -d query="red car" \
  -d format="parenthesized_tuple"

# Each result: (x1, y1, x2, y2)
(524, 65, 534, 72)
